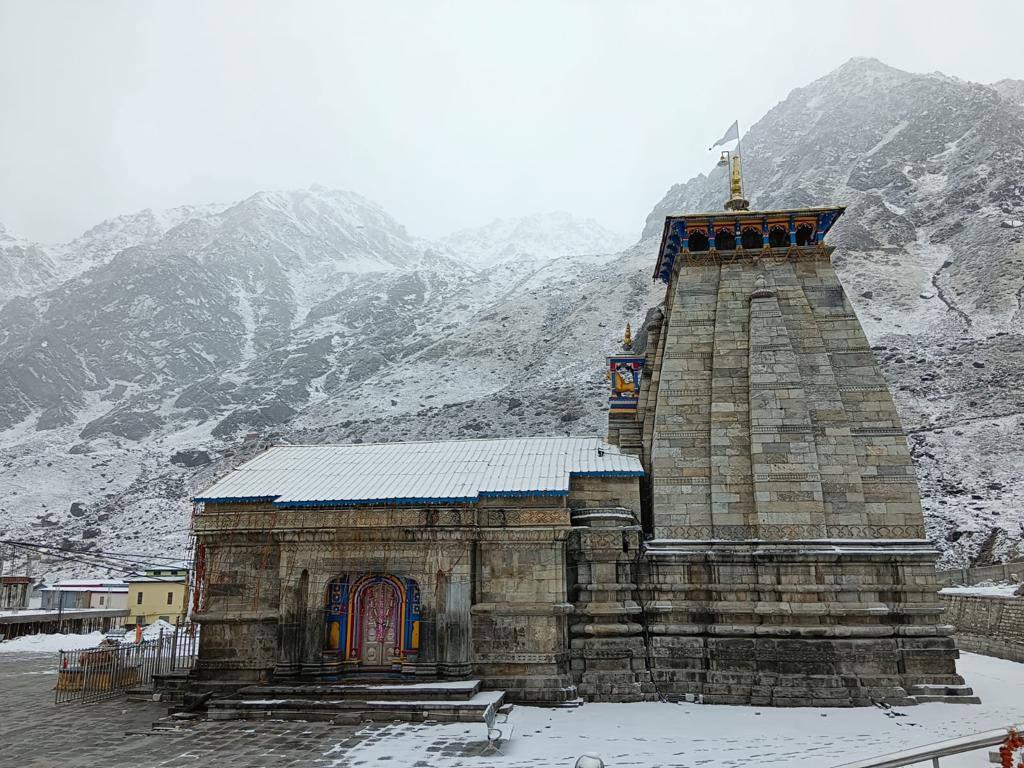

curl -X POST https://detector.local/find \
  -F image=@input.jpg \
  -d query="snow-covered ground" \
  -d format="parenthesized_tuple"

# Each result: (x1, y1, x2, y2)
(0, 630, 106, 653)
(940, 582, 1021, 597)
(0, 620, 192, 653)
(0, 626, 1020, 766)
(336, 653, 1024, 768)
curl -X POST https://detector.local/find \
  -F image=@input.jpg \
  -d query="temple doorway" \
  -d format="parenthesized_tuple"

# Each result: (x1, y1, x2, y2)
(324, 573, 421, 669)
(355, 580, 400, 667)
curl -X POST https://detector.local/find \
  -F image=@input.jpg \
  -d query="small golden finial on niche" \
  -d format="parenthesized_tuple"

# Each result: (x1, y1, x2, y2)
(623, 322, 633, 350)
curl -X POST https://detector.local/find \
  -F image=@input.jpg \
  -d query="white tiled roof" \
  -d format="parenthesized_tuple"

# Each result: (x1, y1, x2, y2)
(195, 436, 643, 507)
(46, 582, 128, 593)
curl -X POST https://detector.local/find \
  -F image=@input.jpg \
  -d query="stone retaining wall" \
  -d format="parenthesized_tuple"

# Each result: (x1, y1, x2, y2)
(936, 561, 1024, 586)
(940, 594, 1024, 663)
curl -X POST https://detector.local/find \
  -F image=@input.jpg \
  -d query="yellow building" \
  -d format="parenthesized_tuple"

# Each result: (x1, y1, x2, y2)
(126, 564, 189, 627)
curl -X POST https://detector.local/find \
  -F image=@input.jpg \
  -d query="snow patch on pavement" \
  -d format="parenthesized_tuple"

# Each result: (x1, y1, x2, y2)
(330, 653, 1024, 768)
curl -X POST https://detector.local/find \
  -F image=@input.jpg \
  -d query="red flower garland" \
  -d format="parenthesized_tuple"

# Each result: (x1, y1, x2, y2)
(999, 729, 1024, 768)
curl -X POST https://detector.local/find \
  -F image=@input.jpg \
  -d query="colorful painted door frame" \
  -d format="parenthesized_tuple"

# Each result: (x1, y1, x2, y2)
(324, 573, 421, 669)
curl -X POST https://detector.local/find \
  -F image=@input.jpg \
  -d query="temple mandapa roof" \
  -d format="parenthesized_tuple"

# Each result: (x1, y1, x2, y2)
(194, 436, 644, 507)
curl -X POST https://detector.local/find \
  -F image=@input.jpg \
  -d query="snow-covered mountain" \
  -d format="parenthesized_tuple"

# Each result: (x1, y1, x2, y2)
(1, 57, 1022, 578)
(438, 211, 634, 267)
(0, 188, 644, 574)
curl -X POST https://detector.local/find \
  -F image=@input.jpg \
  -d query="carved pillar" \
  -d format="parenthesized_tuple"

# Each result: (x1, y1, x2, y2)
(436, 570, 472, 677)
(413, 607, 438, 677)
(568, 508, 653, 702)
(274, 567, 309, 679)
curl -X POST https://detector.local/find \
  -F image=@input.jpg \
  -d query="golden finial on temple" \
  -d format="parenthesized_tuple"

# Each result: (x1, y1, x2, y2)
(623, 322, 633, 350)
(711, 120, 750, 211)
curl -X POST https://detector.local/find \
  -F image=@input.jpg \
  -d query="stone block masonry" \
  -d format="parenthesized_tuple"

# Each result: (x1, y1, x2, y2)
(598, 206, 976, 705)
(940, 594, 1024, 663)
(935, 561, 1024, 586)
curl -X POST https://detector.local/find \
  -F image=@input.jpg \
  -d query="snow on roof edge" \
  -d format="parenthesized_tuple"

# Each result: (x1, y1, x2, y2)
(194, 436, 643, 506)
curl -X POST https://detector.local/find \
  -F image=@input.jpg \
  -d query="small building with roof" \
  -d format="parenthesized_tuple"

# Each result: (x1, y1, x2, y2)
(1, 576, 32, 610)
(126, 565, 190, 627)
(191, 436, 642, 703)
(40, 579, 129, 611)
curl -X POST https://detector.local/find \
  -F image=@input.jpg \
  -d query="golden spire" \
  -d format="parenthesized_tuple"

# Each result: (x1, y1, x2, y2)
(623, 322, 633, 350)
(712, 120, 750, 211)
(724, 152, 749, 211)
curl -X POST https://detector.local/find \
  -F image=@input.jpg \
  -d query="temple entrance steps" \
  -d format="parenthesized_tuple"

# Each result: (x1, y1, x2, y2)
(205, 679, 509, 725)
(906, 683, 981, 704)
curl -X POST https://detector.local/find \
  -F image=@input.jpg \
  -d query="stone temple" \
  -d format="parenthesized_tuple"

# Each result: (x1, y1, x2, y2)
(190, 162, 975, 707)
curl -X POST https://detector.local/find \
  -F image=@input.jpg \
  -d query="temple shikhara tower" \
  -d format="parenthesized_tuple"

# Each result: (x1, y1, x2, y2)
(189, 144, 975, 709)
(595, 148, 974, 705)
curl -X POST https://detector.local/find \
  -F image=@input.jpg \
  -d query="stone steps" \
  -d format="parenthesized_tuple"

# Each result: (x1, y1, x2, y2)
(234, 679, 481, 701)
(910, 694, 983, 704)
(907, 683, 981, 704)
(205, 678, 507, 724)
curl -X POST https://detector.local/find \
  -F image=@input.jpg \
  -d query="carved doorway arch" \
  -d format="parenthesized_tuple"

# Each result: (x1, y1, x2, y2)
(323, 573, 421, 670)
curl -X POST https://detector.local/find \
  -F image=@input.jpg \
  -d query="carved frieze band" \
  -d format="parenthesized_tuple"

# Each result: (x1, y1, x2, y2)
(671, 310, 717, 320)
(665, 351, 714, 359)
(670, 318, 716, 327)
(829, 524, 926, 537)
(752, 472, 821, 483)
(569, 648, 636, 659)
(750, 425, 813, 434)
(679, 249, 830, 267)
(486, 509, 570, 525)
(654, 523, 925, 540)
(749, 382, 804, 390)
(475, 652, 568, 664)
(659, 387, 711, 396)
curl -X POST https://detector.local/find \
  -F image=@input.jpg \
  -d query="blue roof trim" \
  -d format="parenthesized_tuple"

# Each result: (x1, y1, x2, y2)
(478, 490, 569, 498)
(572, 470, 645, 477)
(192, 495, 279, 504)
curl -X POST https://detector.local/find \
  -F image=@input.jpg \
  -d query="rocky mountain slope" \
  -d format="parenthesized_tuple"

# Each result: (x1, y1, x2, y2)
(1, 57, 1022, 578)
(0, 191, 649, 576)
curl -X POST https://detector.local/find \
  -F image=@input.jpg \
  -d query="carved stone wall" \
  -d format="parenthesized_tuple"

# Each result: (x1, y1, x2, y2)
(192, 485, 633, 704)
(594, 244, 973, 706)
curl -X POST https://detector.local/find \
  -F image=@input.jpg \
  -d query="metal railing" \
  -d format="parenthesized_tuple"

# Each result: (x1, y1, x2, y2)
(831, 723, 1024, 768)
(55, 622, 198, 704)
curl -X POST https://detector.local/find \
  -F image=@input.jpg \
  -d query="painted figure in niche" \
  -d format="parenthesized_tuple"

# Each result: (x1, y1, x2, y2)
(613, 362, 640, 399)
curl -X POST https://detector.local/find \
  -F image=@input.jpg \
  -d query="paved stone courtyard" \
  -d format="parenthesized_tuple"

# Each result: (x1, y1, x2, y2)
(0, 653, 490, 768)
(3, 650, 1023, 767)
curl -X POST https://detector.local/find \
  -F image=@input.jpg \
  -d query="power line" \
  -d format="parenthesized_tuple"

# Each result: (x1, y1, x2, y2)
(0, 539, 192, 575)
(3, 542, 135, 575)
(0, 539, 191, 567)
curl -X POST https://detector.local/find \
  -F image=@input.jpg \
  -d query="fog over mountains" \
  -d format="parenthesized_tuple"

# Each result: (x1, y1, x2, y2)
(2, 57, 1022, 575)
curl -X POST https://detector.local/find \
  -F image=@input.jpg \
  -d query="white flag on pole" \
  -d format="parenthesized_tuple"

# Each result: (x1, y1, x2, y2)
(709, 120, 739, 150)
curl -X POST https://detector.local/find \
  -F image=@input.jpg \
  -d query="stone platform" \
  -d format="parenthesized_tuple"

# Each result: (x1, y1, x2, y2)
(206, 679, 508, 724)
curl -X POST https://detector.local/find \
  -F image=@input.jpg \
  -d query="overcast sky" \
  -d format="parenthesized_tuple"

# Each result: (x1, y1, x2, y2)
(2, 1, 1023, 244)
